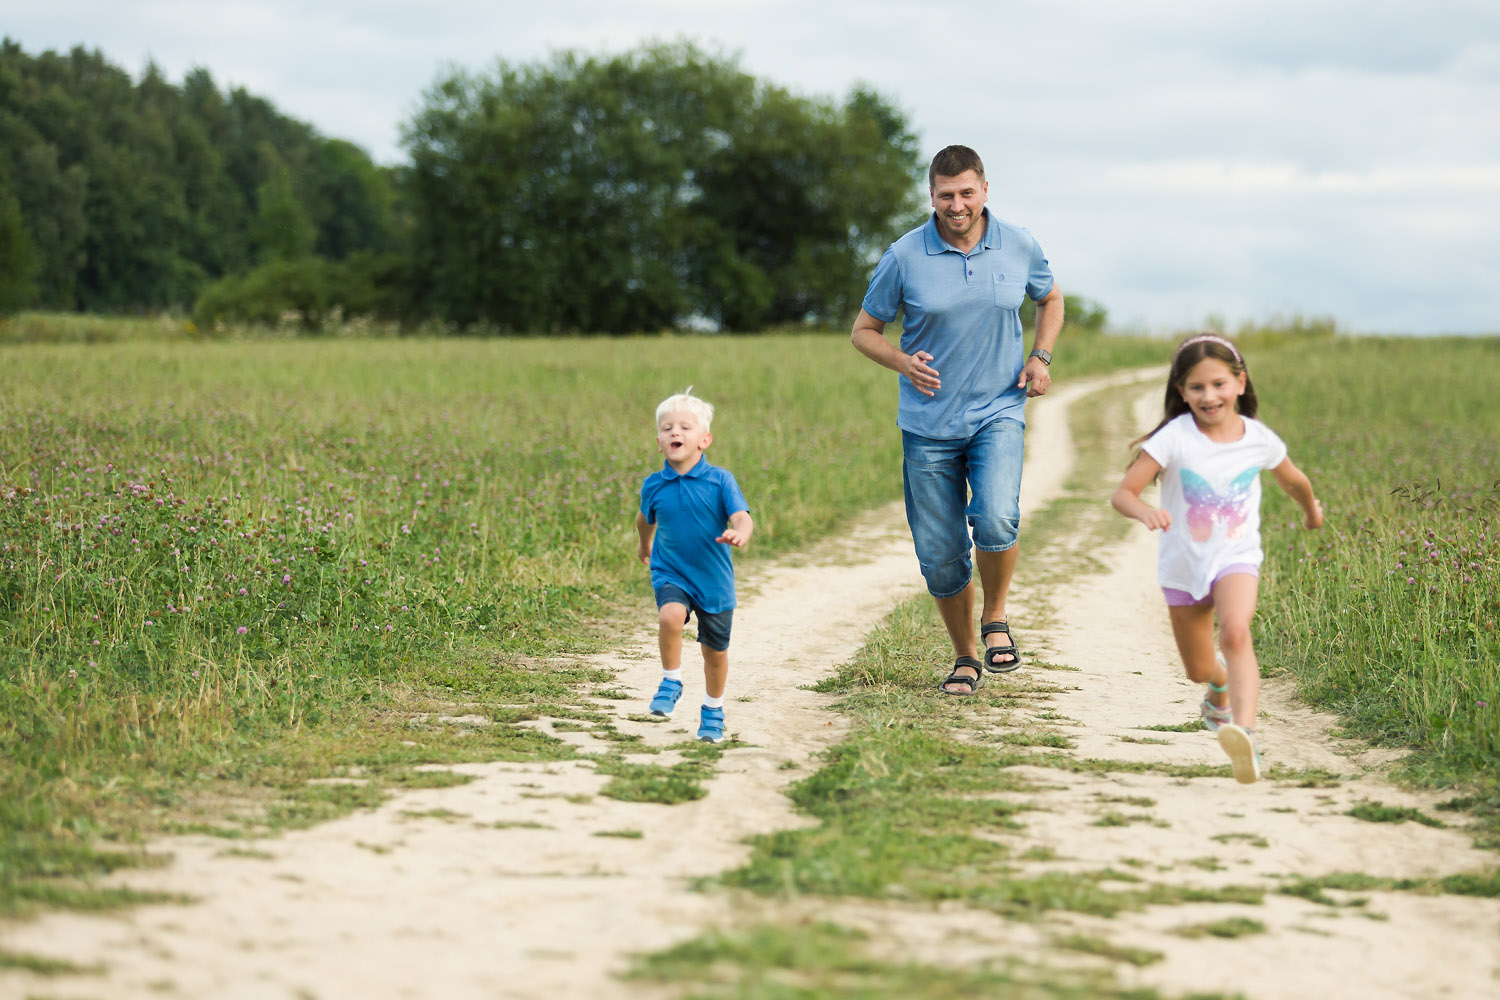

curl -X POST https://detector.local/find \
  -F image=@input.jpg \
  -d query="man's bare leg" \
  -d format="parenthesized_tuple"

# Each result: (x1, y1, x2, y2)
(976, 545, 1020, 667)
(976, 545, 1019, 623)
(936, 582, 979, 693)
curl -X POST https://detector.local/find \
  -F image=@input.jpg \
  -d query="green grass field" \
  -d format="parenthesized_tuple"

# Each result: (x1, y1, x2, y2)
(1, 323, 1495, 924)
(1254, 338, 1500, 792)
(699, 336, 1500, 952)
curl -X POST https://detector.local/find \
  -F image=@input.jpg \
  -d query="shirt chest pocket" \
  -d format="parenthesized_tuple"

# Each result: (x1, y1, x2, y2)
(992, 272, 1026, 309)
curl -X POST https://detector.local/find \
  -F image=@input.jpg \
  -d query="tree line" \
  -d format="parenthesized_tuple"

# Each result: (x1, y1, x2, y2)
(1, 38, 1106, 335)
(0, 39, 397, 319)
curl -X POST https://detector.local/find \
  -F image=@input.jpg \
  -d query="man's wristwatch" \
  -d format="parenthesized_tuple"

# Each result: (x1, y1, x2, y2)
(1028, 348, 1052, 366)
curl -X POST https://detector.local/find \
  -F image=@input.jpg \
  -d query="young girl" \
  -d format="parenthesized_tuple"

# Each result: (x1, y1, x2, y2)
(1111, 333, 1323, 783)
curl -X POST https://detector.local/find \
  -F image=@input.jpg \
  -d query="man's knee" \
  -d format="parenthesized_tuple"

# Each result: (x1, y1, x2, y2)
(971, 514, 1020, 552)
(920, 552, 972, 599)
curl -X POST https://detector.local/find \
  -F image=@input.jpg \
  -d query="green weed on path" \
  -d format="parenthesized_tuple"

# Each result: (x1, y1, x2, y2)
(629, 920, 1238, 1000)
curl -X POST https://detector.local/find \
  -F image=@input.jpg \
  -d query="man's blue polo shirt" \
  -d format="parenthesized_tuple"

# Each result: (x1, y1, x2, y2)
(861, 208, 1054, 440)
(639, 456, 749, 614)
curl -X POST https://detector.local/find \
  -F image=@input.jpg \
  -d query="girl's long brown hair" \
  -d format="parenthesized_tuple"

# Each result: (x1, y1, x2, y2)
(1129, 333, 1258, 452)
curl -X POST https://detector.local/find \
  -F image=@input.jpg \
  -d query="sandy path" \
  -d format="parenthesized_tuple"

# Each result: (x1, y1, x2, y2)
(3, 372, 1496, 1000)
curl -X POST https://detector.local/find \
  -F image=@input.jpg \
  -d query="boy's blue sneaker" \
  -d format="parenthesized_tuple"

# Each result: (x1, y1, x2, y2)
(649, 677, 683, 717)
(697, 705, 725, 743)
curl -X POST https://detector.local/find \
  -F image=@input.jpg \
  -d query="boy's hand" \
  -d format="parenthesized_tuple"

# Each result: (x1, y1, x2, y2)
(1305, 498, 1324, 530)
(716, 529, 749, 548)
(1138, 508, 1172, 532)
(637, 541, 652, 564)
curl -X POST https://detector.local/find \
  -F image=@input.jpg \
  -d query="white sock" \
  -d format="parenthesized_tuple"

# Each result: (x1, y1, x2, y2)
(663, 668, 683, 682)
(703, 694, 724, 709)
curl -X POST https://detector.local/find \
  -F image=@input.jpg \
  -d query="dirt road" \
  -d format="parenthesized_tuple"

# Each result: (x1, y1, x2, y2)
(2, 372, 1496, 1000)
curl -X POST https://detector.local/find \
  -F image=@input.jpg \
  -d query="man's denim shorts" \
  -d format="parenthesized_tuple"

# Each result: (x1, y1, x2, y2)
(655, 582, 733, 651)
(901, 417, 1023, 599)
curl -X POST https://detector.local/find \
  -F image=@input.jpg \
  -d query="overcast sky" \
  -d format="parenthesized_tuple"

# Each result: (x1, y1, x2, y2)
(9, 1, 1499, 334)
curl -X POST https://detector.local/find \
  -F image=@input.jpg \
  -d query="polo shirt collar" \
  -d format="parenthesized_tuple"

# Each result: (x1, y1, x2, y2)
(923, 207, 999, 256)
(659, 456, 711, 480)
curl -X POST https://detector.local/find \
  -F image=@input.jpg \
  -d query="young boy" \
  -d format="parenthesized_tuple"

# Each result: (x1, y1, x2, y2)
(636, 390, 753, 743)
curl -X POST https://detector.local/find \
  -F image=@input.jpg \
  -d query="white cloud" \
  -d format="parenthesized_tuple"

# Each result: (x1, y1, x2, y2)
(4, 0, 1499, 333)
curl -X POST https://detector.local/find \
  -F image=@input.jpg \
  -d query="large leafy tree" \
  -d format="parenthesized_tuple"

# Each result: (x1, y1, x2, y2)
(0, 185, 37, 312)
(403, 42, 922, 333)
(0, 39, 399, 312)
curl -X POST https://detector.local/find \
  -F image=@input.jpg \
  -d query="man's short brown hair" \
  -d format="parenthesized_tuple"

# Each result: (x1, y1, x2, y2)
(928, 145, 985, 188)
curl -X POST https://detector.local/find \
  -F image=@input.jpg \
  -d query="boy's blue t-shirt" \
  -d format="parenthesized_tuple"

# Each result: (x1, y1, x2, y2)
(640, 456, 748, 614)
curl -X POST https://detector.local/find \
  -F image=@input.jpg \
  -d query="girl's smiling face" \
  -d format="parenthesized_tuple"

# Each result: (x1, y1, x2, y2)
(656, 409, 711, 472)
(1178, 357, 1246, 431)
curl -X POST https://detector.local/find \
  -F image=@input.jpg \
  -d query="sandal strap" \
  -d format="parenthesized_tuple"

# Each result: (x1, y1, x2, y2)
(980, 621, 1011, 637)
(1207, 680, 1228, 693)
(954, 656, 983, 671)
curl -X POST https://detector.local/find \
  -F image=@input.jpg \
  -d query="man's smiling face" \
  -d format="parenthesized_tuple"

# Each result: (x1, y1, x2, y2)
(930, 169, 988, 247)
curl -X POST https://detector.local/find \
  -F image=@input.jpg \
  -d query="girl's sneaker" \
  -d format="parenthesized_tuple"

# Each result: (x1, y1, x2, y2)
(649, 677, 683, 717)
(697, 705, 725, 743)
(1200, 697, 1232, 732)
(1200, 653, 1231, 732)
(1216, 724, 1261, 784)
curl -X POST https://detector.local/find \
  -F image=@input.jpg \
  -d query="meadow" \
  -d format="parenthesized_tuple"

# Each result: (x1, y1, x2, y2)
(1253, 337, 1500, 793)
(692, 335, 1500, 922)
(1, 324, 1494, 923)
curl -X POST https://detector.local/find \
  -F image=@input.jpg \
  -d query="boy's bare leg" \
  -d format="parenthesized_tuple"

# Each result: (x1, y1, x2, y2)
(1212, 574, 1260, 728)
(701, 646, 728, 700)
(658, 603, 688, 672)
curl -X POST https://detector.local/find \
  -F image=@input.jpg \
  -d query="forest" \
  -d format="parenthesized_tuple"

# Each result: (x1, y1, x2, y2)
(0, 38, 982, 334)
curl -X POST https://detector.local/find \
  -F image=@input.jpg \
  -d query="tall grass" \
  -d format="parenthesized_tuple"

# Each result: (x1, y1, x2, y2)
(1250, 337, 1500, 797)
(0, 328, 1165, 896)
(0, 312, 199, 344)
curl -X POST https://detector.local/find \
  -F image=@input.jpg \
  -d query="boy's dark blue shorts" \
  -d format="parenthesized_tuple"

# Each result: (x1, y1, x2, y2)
(654, 583, 733, 652)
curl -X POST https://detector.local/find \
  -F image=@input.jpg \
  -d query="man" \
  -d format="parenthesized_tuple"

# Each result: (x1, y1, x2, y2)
(851, 144, 1064, 695)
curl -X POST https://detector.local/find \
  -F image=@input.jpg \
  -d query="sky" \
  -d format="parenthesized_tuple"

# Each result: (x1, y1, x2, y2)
(8, 0, 1500, 334)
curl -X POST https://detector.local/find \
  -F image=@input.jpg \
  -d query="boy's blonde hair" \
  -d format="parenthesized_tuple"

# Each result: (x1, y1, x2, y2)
(655, 388, 715, 432)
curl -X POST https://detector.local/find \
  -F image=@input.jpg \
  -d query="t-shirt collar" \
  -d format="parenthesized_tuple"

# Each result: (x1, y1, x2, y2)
(924, 206, 998, 256)
(659, 455, 711, 480)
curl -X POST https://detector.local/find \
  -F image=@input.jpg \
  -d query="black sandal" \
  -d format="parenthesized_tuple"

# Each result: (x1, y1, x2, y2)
(981, 621, 1022, 673)
(940, 655, 985, 695)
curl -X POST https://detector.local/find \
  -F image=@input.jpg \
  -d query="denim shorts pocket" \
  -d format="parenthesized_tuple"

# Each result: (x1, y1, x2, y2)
(992, 272, 1025, 308)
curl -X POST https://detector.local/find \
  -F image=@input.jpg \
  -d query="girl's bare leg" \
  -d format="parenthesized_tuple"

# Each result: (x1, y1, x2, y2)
(1168, 603, 1228, 708)
(1212, 574, 1261, 729)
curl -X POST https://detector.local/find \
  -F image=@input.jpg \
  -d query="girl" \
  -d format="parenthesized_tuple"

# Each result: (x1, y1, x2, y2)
(1111, 333, 1323, 783)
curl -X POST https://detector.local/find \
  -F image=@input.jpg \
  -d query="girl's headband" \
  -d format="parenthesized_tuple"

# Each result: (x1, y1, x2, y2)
(1175, 334, 1243, 366)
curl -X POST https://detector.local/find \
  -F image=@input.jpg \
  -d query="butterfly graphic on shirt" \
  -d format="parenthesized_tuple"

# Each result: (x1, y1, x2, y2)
(1180, 467, 1259, 541)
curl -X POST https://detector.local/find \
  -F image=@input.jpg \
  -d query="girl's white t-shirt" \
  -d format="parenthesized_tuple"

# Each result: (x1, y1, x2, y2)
(1141, 413, 1288, 599)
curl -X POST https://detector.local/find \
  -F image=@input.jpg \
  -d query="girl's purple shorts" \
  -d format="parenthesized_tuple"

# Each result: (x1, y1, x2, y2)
(1162, 564, 1259, 607)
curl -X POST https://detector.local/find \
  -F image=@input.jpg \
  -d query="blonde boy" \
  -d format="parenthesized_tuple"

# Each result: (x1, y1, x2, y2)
(635, 390, 753, 743)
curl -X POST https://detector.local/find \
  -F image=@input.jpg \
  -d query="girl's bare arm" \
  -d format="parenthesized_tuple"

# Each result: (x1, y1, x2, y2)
(1271, 458, 1323, 529)
(1111, 453, 1171, 531)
